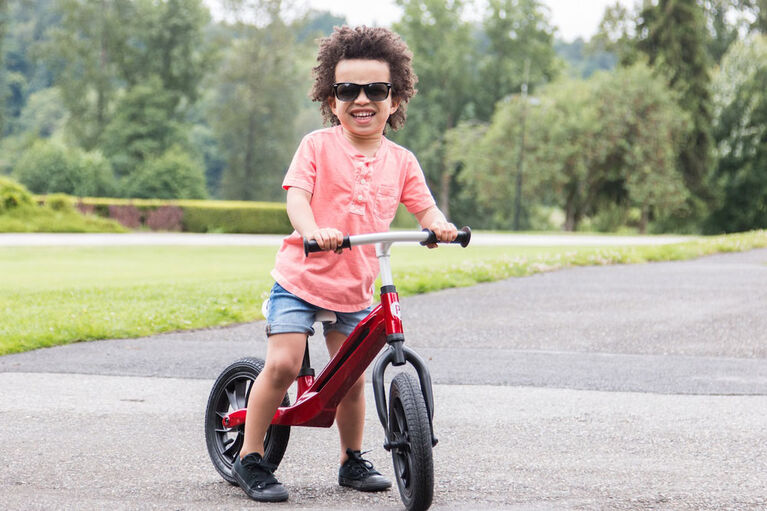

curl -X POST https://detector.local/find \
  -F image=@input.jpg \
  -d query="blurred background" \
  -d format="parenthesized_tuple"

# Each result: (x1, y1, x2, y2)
(0, 0, 765, 234)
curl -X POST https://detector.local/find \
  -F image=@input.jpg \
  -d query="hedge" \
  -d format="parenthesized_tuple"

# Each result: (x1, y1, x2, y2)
(67, 197, 292, 234)
(35, 196, 420, 234)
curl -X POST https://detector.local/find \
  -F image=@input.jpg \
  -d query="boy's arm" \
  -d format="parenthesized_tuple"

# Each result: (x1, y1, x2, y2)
(414, 205, 458, 246)
(286, 187, 344, 251)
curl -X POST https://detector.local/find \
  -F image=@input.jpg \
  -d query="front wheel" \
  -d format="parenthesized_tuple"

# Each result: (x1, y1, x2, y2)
(204, 357, 291, 484)
(388, 372, 434, 511)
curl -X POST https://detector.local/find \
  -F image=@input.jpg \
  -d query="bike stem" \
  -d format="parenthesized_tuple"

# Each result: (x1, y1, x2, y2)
(376, 242, 406, 366)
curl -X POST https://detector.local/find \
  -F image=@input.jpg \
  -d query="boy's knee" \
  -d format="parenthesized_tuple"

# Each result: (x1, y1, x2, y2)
(263, 357, 301, 388)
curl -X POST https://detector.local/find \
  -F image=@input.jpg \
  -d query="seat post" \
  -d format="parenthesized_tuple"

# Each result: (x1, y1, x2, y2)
(296, 338, 314, 396)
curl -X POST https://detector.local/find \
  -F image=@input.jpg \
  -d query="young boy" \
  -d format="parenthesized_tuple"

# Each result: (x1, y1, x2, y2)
(232, 25, 457, 503)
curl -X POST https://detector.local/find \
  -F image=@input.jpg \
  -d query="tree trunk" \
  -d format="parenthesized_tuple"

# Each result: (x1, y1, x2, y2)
(564, 204, 576, 232)
(639, 204, 649, 234)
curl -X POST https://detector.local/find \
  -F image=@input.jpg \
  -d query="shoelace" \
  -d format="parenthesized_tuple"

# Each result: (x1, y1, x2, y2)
(241, 455, 279, 487)
(345, 448, 379, 476)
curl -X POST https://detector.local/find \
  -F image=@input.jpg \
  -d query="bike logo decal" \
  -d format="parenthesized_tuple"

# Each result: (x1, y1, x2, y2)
(390, 301, 401, 319)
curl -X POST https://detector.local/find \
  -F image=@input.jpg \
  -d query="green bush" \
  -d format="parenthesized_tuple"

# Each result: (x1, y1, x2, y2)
(0, 176, 35, 212)
(43, 193, 76, 212)
(13, 140, 116, 197)
(123, 146, 207, 199)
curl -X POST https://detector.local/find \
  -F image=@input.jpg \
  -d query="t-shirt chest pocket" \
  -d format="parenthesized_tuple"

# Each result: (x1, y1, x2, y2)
(374, 184, 400, 222)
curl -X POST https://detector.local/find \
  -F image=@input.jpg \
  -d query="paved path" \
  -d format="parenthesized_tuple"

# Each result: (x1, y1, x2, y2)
(1, 247, 765, 510)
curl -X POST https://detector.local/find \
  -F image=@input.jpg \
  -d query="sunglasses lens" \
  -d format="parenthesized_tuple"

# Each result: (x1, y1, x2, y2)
(335, 83, 360, 102)
(365, 83, 390, 101)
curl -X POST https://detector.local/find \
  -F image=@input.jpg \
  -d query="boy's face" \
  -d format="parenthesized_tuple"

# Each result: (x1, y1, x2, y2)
(329, 59, 399, 140)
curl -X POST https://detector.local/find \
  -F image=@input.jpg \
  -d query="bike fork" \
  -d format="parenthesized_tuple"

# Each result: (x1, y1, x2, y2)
(372, 341, 439, 449)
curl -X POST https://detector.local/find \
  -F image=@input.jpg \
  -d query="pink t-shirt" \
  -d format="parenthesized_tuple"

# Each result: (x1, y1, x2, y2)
(271, 126, 436, 312)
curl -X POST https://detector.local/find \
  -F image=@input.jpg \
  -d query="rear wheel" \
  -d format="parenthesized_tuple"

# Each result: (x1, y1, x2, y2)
(388, 372, 434, 511)
(204, 357, 290, 484)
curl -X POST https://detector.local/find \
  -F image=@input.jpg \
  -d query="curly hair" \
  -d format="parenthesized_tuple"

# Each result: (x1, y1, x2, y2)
(311, 26, 418, 131)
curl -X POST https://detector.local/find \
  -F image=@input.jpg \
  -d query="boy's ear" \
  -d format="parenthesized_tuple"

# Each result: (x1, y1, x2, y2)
(390, 96, 400, 114)
(328, 95, 337, 116)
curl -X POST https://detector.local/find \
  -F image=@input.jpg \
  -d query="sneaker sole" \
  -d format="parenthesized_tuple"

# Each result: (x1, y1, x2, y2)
(233, 470, 289, 502)
(338, 476, 392, 492)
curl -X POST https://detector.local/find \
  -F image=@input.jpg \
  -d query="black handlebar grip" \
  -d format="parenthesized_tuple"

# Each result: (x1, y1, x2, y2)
(456, 226, 471, 247)
(304, 235, 351, 256)
(420, 226, 471, 247)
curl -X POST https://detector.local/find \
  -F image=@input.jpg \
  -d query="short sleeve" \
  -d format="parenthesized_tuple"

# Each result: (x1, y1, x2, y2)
(283, 134, 317, 193)
(400, 152, 437, 214)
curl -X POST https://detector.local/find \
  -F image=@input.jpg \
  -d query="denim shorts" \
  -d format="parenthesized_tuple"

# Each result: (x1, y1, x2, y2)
(265, 282, 373, 337)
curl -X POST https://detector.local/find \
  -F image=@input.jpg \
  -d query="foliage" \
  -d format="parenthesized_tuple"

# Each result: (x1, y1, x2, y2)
(45, 0, 210, 150)
(452, 63, 688, 232)
(706, 34, 767, 232)
(0, 178, 125, 232)
(2, 1, 767, 231)
(392, 0, 477, 217)
(181, 201, 291, 234)
(555, 38, 617, 78)
(209, 1, 306, 202)
(100, 76, 191, 178)
(1, 0, 58, 136)
(123, 145, 207, 199)
(0, 175, 34, 212)
(13, 139, 116, 196)
(636, 0, 714, 201)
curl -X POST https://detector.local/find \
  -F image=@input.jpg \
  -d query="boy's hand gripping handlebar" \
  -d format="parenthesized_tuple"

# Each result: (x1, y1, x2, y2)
(303, 226, 471, 256)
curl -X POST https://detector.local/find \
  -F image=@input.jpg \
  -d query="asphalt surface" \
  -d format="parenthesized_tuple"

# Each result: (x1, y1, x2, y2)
(1, 245, 766, 510)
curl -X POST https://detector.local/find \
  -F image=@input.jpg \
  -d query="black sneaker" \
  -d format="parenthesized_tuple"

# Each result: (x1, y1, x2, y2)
(338, 448, 392, 492)
(232, 452, 289, 502)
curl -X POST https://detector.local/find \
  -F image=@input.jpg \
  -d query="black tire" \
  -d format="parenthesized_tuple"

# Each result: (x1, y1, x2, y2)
(204, 357, 290, 484)
(388, 372, 434, 511)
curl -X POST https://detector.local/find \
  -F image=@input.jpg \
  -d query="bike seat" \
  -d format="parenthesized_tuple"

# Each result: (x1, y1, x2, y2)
(261, 299, 337, 324)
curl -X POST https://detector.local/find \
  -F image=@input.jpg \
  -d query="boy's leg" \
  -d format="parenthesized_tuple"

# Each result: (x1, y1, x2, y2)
(325, 330, 365, 463)
(241, 332, 306, 457)
(326, 330, 391, 492)
(232, 332, 304, 502)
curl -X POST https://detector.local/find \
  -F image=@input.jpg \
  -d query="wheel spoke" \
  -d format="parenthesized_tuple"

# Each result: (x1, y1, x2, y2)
(225, 387, 238, 411)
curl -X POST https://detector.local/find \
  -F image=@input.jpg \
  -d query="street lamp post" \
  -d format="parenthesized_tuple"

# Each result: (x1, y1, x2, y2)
(513, 59, 530, 232)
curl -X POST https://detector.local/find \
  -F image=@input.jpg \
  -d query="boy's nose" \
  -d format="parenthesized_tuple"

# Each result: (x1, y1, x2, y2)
(354, 89, 372, 103)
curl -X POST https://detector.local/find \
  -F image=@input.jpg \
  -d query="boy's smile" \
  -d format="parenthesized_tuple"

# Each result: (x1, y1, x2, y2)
(330, 59, 399, 153)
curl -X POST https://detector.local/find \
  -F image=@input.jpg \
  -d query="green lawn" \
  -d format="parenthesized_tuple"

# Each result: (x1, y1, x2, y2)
(1, 230, 766, 355)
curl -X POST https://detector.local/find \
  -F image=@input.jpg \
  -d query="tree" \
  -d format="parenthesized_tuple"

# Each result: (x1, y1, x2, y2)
(392, 0, 476, 218)
(476, 0, 558, 120)
(45, 0, 210, 150)
(707, 34, 767, 231)
(210, 1, 305, 201)
(452, 64, 688, 232)
(99, 76, 190, 178)
(45, 0, 133, 149)
(114, 0, 211, 104)
(636, 0, 714, 202)
(1, 0, 58, 137)
(591, 64, 690, 233)
(0, 0, 7, 135)
(591, 1, 641, 66)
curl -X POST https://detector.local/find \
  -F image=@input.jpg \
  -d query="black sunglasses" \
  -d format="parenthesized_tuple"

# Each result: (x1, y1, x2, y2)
(332, 82, 392, 102)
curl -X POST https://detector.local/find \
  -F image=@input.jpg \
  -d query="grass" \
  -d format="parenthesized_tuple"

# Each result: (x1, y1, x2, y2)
(1, 230, 766, 356)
